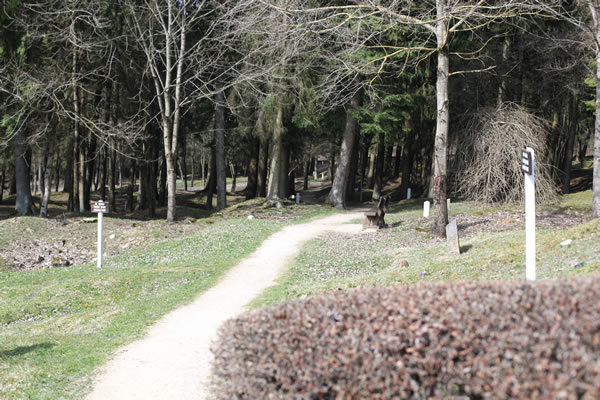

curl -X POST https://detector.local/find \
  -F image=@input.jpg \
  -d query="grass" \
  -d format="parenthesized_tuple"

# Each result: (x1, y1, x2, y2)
(0, 198, 335, 399)
(251, 191, 600, 308)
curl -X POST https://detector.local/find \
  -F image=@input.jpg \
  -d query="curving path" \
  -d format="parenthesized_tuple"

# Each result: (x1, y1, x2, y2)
(86, 211, 366, 400)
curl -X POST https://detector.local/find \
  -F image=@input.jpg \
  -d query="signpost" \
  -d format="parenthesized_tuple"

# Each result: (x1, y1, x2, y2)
(90, 200, 109, 268)
(521, 148, 535, 281)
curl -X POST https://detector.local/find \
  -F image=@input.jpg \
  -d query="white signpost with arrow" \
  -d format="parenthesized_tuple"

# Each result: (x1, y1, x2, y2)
(521, 148, 536, 281)
(90, 200, 109, 268)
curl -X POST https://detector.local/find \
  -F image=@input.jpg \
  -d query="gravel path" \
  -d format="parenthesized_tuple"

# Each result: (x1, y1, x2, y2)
(86, 211, 366, 400)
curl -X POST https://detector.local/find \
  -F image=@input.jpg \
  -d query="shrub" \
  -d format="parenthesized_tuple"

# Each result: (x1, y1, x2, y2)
(452, 103, 556, 204)
(213, 277, 600, 399)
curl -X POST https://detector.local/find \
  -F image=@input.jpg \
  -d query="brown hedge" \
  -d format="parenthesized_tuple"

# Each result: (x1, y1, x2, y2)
(212, 277, 600, 399)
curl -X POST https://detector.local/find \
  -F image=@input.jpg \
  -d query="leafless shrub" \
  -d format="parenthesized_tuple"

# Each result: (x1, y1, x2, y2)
(453, 103, 556, 204)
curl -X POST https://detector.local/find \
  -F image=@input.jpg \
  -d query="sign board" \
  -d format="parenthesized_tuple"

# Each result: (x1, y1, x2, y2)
(521, 149, 532, 175)
(90, 200, 109, 214)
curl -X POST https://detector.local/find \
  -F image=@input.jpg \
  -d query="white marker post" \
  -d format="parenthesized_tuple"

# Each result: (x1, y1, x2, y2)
(90, 200, 109, 268)
(407, 188, 412, 200)
(521, 148, 536, 281)
(423, 201, 430, 218)
(296, 192, 300, 204)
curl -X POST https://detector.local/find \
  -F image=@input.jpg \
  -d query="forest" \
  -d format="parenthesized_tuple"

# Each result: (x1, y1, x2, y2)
(1, 0, 599, 236)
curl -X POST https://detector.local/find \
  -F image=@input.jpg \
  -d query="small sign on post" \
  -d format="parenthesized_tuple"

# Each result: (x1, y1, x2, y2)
(521, 149, 533, 176)
(90, 200, 109, 268)
(521, 148, 536, 281)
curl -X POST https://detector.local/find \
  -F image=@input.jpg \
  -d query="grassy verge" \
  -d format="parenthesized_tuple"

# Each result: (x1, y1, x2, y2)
(0, 201, 335, 400)
(252, 191, 600, 308)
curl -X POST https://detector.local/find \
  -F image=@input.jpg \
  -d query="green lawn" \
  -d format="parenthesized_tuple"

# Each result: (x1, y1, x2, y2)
(251, 191, 600, 308)
(0, 211, 298, 399)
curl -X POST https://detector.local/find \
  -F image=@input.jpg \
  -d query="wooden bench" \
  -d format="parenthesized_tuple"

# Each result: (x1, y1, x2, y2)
(364, 196, 390, 229)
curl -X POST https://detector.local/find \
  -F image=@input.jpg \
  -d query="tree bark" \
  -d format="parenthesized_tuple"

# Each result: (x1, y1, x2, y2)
(0, 156, 6, 203)
(206, 136, 217, 211)
(279, 146, 289, 199)
(367, 150, 376, 188)
(245, 138, 259, 199)
(562, 97, 577, 194)
(372, 131, 385, 201)
(594, 43, 600, 217)
(54, 152, 60, 193)
(267, 106, 284, 204)
(399, 124, 415, 200)
(230, 163, 237, 193)
(215, 90, 227, 211)
(14, 130, 34, 216)
(432, 0, 450, 237)
(303, 159, 310, 191)
(40, 150, 54, 218)
(346, 131, 360, 202)
(329, 89, 360, 208)
(126, 159, 136, 212)
(257, 136, 269, 198)
(79, 134, 86, 212)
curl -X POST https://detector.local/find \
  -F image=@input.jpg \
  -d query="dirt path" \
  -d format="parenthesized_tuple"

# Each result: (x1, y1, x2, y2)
(86, 211, 366, 400)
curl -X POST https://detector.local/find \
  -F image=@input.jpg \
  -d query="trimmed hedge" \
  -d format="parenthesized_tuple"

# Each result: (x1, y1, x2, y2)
(212, 277, 600, 399)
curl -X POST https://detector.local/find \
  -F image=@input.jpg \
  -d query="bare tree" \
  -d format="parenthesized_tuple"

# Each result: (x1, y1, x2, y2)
(529, 0, 600, 217)
(264, 0, 550, 236)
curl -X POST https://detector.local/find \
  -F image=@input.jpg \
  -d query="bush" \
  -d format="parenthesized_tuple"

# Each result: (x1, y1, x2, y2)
(213, 277, 600, 399)
(452, 103, 556, 204)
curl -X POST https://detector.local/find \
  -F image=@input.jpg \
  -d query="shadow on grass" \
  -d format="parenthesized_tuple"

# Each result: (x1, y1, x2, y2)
(0, 343, 56, 359)
(460, 244, 473, 253)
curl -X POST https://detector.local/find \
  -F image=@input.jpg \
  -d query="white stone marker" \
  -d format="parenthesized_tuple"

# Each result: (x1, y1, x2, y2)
(423, 201, 430, 218)
(90, 200, 109, 268)
(296, 192, 300, 204)
(407, 188, 411, 200)
(447, 198, 451, 212)
(521, 148, 536, 281)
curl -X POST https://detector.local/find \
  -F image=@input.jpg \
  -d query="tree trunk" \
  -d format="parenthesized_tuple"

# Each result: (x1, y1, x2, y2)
(279, 146, 289, 199)
(14, 130, 34, 216)
(399, 125, 415, 200)
(329, 90, 360, 208)
(126, 159, 136, 212)
(257, 136, 268, 198)
(85, 126, 98, 209)
(593, 44, 600, 217)
(359, 135, 372, 198)
(267, 106, 284, 204)
(54, 152, 60, 193)
(159, 152, 167, 207)
(64, 138, 73, 194)
(215, 90, 227, 211)
(230, 163, 237, 193)
(329, 154, 335, 183)
(346, 132, 360, 202)
(393, 145, 401, 179)
(497, 34, 510, 107)
(303, 159, 310, 191)
(432, 1, 450, 237)
(245, 138, 259, 199)
(562, 97, 577, 194)
(0, 156, 6, 203)
(384, 144, 393, 178)
(367, 150, 376, 188)
(40, 150, 54, 218)
(372, 131, 385, 201)
(206, 136, 217, 211)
